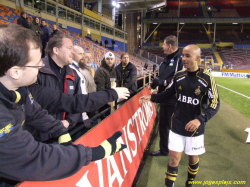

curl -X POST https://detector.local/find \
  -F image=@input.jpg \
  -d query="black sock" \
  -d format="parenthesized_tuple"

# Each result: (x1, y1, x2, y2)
(186, 158, 199, 185)
(165, 165, 178, 187)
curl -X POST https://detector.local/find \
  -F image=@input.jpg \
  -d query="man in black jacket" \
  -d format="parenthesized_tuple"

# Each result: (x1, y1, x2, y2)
(17, 11, 30, 29)
(29, 34, 82, 130)
(139, 44, 220, 187)
(115, 53, 137, 96)
(0, 23, 127, 186)
(150, 35, 183, 157)
(40, 19, 50, 58)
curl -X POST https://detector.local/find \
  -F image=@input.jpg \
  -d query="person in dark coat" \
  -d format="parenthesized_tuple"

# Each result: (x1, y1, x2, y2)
(0, 23, 127, 186)
(115, 53, 137, 96)
(17, 11, 30, 29)
(94, 51, 117, 119)
(150, 35, 183, 157)
(104, 39, 108, 47)
(50, 24, 61, 38)
(40, 19, 50, 58)
(30, 17, 44, 41)
(94, 52, 117, 90)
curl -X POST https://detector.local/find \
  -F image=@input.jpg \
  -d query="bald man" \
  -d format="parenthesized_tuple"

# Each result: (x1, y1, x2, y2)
(139, 45, 220, 187)
(70, 46, 92, 130)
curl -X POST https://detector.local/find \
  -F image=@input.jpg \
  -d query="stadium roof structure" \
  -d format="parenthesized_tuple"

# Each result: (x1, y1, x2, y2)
(97, 0, 250, 24)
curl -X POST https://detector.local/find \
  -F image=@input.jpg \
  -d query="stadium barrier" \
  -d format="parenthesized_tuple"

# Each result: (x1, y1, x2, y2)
(18, 87, 156, 187)
(212, 71, 250, 78)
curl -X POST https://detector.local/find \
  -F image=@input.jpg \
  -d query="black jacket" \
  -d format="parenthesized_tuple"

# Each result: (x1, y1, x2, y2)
(115, 62, 137, 94)
(29, 56, 82, 128)
(0, 83, 92, 182)
(50, 29, 61, 38)
(28, 84, 119, 114)
(94, 59, 117, 90)
(158, 49, 183, 104)
(151, 68, 220, 137)
(40, 25, 50, 44)
(17, 16, 30, 29)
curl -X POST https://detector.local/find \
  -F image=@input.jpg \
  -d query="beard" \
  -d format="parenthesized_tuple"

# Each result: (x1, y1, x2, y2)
(79, 61, 86, 69)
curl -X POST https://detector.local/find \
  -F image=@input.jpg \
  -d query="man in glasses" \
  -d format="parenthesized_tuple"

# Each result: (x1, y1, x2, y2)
(0, 23, 127, 186)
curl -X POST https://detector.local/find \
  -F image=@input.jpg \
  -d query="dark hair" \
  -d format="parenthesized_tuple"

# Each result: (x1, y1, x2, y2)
(164, 35, 178, 49)
(20, 11, 26, 16)
(120, 53, 129, 59)
(0, 24, 42, 77)
(46, 34, 71, 56)
(41, 19, 46, 22)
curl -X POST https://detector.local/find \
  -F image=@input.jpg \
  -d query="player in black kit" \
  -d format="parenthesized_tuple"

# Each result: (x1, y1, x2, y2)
(139, 44, 220, 187)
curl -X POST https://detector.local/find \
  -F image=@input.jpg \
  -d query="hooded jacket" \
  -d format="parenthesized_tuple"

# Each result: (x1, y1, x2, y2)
(94, 58, 117, 91)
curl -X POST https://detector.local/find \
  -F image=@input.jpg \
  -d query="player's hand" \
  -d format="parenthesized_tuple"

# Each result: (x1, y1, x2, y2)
(185, 119, 201, 132)
(139, 95, 151, 105)
(113, 87, 130, 99)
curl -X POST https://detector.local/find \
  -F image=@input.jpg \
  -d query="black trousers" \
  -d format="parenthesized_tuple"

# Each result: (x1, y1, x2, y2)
(159, 103, 175, 154)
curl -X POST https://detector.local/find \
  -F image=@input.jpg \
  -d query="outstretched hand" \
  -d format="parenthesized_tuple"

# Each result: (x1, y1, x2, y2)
(91, 131, 127, 161)
(113, 87, 130, 99)
(139, 95, 152, 105)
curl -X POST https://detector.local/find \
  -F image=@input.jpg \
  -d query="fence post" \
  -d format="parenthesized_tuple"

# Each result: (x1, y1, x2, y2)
(143, 74, 146, 88)
(109, 78, 116, 112)
(149, 72, 151, 85)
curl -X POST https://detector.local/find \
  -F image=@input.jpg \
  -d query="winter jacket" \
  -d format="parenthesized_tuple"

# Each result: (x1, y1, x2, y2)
(94, 59, 117, 90)
(30, 20, 44, 40)
(17, 16, 30, 29)
(0, 83, 92, 182)
(40, 25, 50, 44)
(157, 49, 183, 105)
(28, 56, 82, 128)
(115, 62, 137, 94)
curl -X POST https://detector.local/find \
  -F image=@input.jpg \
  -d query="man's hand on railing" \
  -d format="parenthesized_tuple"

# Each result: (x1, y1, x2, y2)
(113, 87, 130, 99)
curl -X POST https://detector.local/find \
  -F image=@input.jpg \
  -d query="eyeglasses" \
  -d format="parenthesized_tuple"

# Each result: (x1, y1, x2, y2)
(23, 63, 45, 68)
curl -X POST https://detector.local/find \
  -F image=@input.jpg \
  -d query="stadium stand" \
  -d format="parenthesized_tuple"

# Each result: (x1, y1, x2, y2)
(0, 3, 152, 77)
(219, 49, 250, 69)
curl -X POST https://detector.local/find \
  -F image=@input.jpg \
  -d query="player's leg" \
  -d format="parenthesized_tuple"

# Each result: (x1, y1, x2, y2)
(185, 135, 205, 187)
(165, 131, 185, 187)
(185, 155, 199, 187)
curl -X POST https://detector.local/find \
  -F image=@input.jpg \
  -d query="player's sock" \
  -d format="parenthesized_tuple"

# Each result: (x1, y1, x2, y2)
(165, 165, 178, 187)
(185, 158, 199, 187)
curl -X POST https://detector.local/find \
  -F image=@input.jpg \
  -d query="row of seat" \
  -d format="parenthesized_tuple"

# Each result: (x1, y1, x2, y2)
(0, 3, 153, 77)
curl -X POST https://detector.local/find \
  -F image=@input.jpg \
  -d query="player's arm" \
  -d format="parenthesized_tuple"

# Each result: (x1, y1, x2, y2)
(196, 75, 220, 124)
(139, 78, 176, 104)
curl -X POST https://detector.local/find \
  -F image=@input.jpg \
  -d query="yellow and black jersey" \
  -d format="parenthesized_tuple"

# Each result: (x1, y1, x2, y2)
(151, 68, 220, 137)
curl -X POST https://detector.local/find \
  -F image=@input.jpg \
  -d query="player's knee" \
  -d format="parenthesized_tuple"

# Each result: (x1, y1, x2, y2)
(188, 155, 199, 164)
(169, 155, 181, 167)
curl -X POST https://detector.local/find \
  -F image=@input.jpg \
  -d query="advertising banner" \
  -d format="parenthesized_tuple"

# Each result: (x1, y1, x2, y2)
(19, 87, 156, 187)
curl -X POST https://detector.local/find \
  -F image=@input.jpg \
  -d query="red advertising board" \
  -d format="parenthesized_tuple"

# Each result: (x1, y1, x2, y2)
(18, 88, 156, 187)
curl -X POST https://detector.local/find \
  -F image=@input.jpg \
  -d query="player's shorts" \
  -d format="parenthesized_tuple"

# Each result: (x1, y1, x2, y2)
(168, 130, 205, 155)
